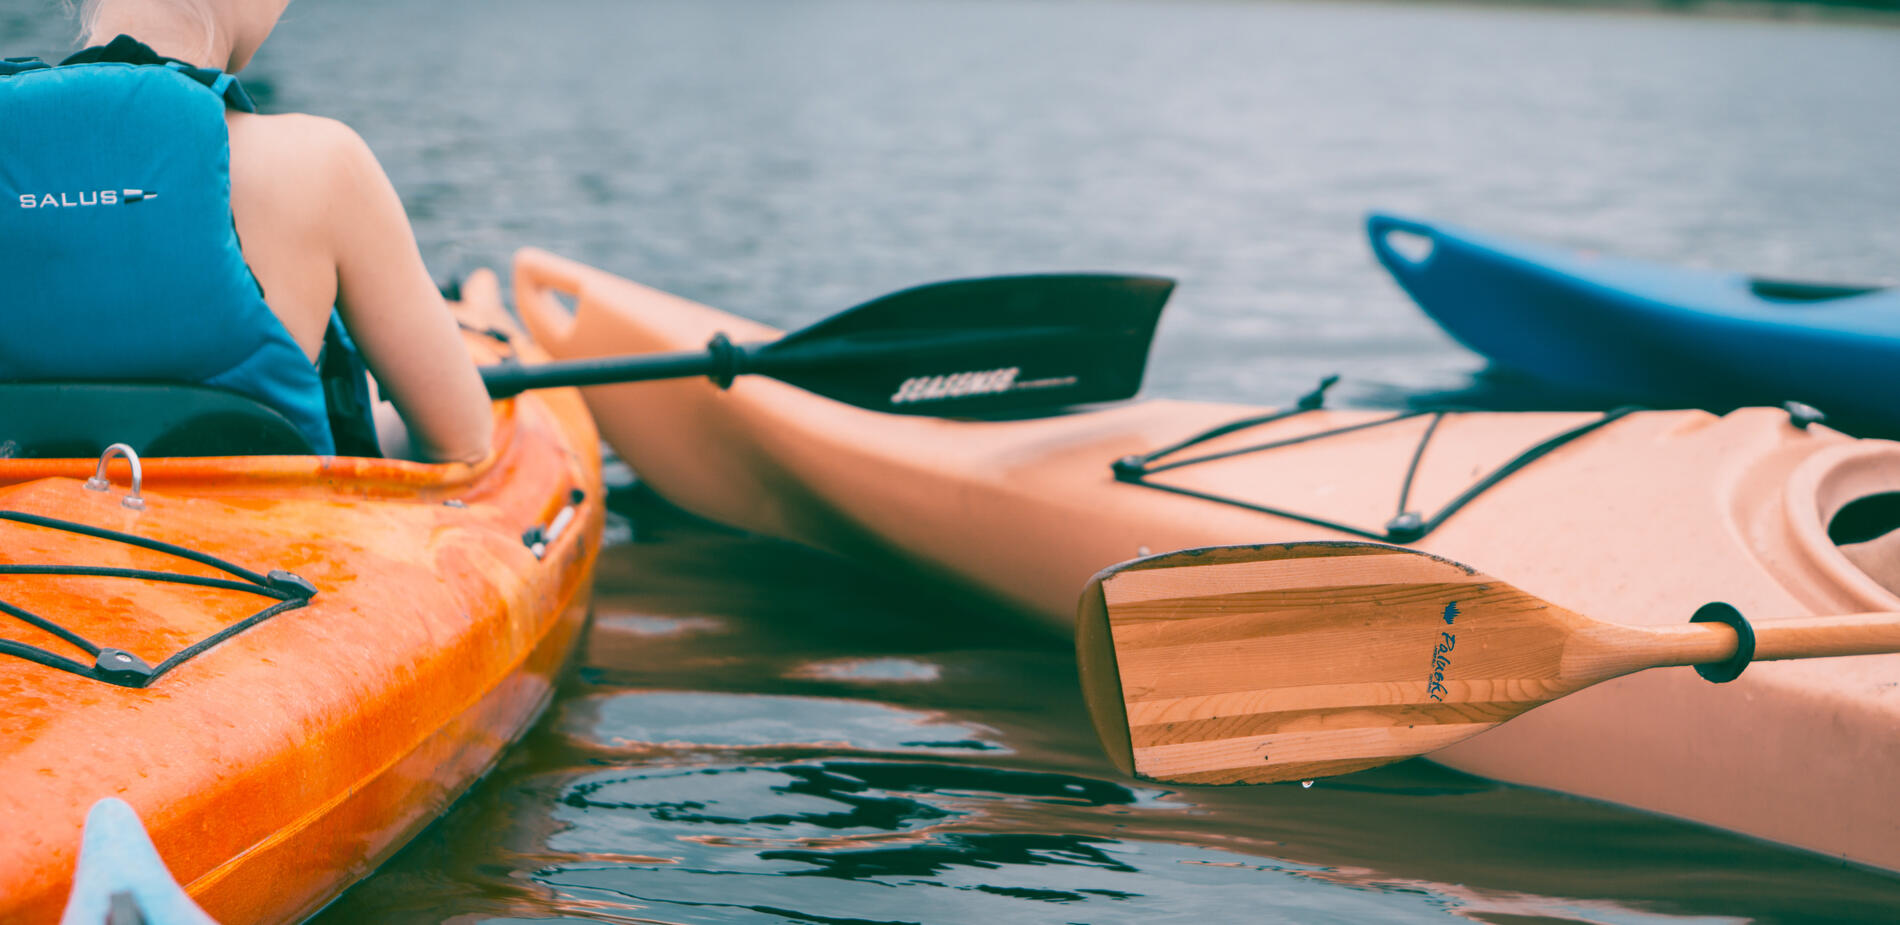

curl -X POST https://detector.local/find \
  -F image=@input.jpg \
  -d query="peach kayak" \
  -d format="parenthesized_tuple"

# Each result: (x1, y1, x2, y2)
(512, 248, 1900, 871)
(0, 324, 604, 923)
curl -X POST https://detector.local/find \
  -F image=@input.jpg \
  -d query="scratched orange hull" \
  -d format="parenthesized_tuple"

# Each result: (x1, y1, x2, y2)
(0, 331, 604, 924)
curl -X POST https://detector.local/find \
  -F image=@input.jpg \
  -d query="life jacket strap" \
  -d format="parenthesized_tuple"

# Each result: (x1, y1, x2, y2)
(161, 61, 254, 112)
(317, 315, 383, 458)
(2, 54, 254, 110)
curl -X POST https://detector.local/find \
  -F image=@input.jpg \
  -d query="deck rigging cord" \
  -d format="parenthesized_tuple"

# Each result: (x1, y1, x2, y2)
(1110, 376, 1638, 543)
(0, 511, 316, 688)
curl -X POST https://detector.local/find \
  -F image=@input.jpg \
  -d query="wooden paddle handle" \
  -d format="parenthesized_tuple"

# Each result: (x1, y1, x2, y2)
(1650, 611, 1900, 669)
(1751, 612, 1900, 662)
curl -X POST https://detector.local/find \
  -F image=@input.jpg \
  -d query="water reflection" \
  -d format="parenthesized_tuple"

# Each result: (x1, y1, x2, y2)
(312, 488, 1900, 923)
(538, 761, 1428, 924)
(522, 757, 1751, 924)
(786, 658, 945, 684)
(562, 692, 1005, 755)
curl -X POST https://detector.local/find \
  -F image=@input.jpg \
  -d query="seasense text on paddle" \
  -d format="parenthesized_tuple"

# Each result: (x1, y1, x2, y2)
(890, 367, 1087, 405)
(891, 368, 1020, 404)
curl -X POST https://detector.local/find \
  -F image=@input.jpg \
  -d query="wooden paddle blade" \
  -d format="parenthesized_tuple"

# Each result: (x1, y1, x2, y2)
(1076, 542, 1616, 786)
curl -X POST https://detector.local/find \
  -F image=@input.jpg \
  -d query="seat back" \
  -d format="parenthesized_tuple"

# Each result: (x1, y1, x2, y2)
(0, 383, 315, 458)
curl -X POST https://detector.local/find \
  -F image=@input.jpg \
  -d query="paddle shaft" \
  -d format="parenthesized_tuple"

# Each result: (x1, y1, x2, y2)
(480, 342, 740, 398)
(1641, 611, 1900, 667)
(479, 326, 1100, 399)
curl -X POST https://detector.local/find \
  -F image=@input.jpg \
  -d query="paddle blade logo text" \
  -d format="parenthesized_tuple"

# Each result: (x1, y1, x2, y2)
(891, 367, 1020, 404)
(1426, 631, 1456, 701)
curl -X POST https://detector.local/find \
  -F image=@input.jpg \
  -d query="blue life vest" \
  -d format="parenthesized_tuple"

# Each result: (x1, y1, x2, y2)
(0, 40, 365, 456)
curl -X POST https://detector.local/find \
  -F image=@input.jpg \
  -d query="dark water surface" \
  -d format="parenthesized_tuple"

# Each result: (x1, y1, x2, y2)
(311, 489, 1900, 924)
(290, 0, 1900, 408)
(12, 0, 1900, 921)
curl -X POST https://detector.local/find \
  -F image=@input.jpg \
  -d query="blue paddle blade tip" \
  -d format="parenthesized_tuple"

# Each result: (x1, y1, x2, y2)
(59, 798, 219, 925)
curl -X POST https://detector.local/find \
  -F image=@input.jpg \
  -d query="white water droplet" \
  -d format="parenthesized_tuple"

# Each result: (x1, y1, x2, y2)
(1301, 780, 1314, 789)
(1137, 546, 1151, 556)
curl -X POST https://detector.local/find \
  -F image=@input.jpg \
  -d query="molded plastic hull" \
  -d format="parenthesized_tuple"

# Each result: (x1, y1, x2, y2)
(0, 329, 604, 924)
(511, 249, 1900, 871)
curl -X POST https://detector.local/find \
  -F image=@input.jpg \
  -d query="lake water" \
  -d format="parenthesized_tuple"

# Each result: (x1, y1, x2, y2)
(10, 0, 1900, 921)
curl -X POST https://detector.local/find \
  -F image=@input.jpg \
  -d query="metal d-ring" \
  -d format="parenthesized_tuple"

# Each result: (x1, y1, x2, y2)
(84, 443, 146, 510)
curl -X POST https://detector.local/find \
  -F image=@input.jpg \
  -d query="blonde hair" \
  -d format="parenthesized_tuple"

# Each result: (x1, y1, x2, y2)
(66, 0, 218, 58)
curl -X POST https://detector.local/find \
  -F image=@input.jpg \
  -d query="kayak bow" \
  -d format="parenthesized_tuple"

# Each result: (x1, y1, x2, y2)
(1367, 211, 1900, 433)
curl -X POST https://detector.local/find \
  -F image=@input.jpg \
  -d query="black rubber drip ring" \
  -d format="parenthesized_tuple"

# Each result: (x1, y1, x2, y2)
(1691, 602, 1755, 684)
(705, 333, 741, 389)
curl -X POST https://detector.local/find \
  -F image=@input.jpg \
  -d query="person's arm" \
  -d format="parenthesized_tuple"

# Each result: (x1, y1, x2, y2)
(320, 122, 494, 464)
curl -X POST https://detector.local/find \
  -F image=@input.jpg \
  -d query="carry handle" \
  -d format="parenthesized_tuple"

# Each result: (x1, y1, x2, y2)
(1366, 212, 1440, 283)
(511, 247, 598, 349)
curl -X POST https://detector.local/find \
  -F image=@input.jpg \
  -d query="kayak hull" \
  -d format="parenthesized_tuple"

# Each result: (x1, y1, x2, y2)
(513, 249, 1900, 871)
(0, 328, 604, 923)
(1367, 212, 1900, 431)
(190, 575, 590, 925)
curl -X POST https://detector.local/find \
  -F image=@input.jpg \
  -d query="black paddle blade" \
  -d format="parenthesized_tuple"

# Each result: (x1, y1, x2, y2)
(750, 274, 1174, 416)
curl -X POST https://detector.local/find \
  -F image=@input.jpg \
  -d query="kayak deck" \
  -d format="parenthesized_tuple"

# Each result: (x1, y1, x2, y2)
(0, 331, 604, 924)
(513, 249, 1900, 871)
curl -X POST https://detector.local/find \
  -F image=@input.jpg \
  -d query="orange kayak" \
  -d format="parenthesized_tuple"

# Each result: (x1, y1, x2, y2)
(0, 324, 603, 923)
(512, 248, 1900, 871)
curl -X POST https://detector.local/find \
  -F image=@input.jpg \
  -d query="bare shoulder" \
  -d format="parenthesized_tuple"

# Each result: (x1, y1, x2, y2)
(223, 113, 401, 346)
(226, 112, 375, 176)
(225, 111, 403, 251)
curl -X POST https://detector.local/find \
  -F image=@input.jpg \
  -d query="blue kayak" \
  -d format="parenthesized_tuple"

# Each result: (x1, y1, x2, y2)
(1367, 212, 1899, 431)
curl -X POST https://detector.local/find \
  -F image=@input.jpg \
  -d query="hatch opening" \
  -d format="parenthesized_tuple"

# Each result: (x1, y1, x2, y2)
(1381, 228, 1435, 266)
(1829, 492, 1900, 545)
(1830, 492, 1900, 599)
(1749, 277, 1884, 304)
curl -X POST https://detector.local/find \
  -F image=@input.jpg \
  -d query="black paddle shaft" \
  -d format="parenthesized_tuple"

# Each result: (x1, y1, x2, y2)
(480, 340, 737, 399)
(479, 273, 1175, 416)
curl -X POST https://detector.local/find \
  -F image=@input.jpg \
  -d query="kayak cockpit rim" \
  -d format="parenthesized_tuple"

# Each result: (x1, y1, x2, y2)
(1788, 442, 1900, 605)
(0, 395, 526, 499)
